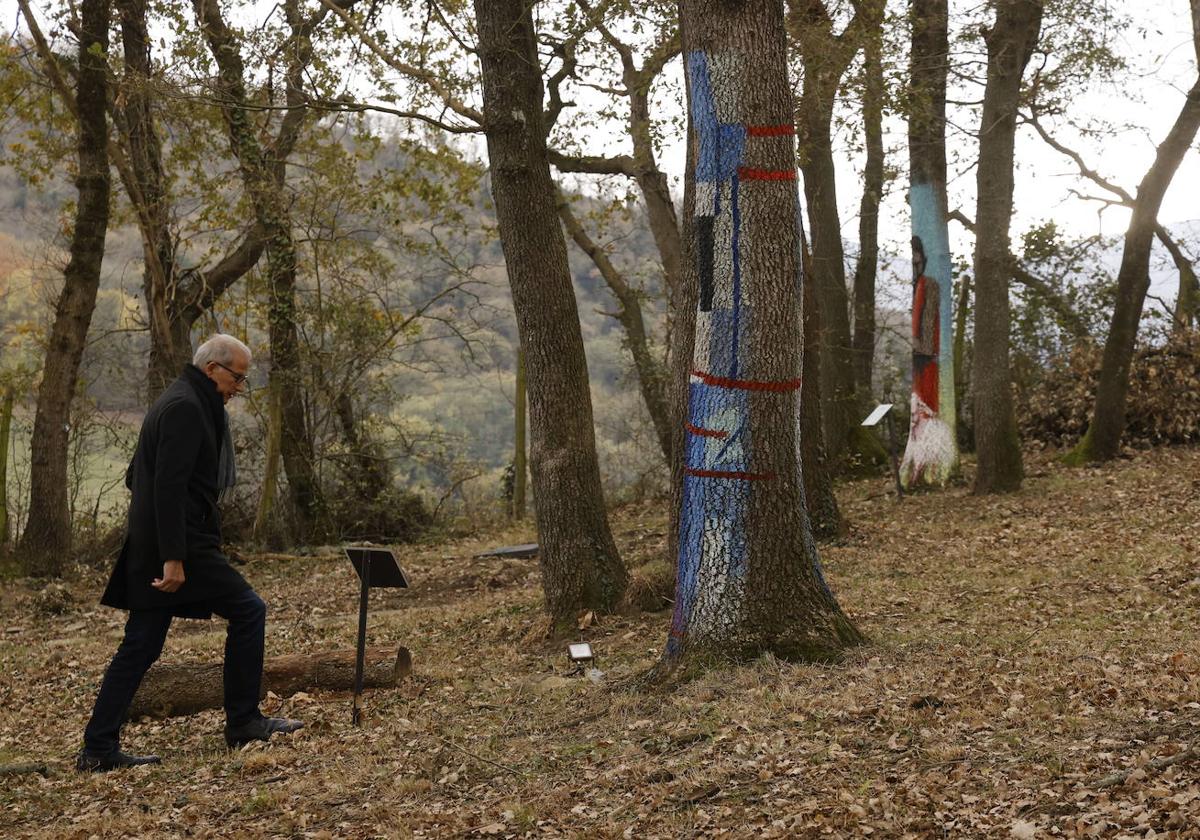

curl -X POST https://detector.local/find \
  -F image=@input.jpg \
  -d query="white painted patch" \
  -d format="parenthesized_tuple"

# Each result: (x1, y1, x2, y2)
(900, 394, 956, 486)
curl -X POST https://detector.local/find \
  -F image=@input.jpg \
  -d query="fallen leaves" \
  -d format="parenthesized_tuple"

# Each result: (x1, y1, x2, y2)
(3, 447, 1200, 836)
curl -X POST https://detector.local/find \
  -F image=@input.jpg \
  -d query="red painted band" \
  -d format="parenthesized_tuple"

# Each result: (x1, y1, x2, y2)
(685, 467, 776, 481)
(737, 166, 797, 181)
(691, 369, 802, 392)
(685, 422, 729, 439)
(746, 124, 796, 137)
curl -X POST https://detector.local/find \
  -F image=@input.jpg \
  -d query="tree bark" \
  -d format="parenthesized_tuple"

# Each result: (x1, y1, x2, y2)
(852, 10, 884, 406)
(1067, 1, 1200, 461)
(953, 272, 972, 444)
(18, 0, 111, 575)
(971, 0, 1042, 494)
(788, 0, 884, 469)
(473, 0, 627, 631)
(253, 376, 283, 544)
(901, 0, 958, 487)
(193, 0, 324, 536)
(513, 346, 526, 520)
(130, 645, 411, 718)
(802, 241, 845, 540)
(662, 0, 862, 668)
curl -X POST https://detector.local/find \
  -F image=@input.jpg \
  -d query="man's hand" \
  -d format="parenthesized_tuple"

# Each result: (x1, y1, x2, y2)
(152, 560, 185, 593)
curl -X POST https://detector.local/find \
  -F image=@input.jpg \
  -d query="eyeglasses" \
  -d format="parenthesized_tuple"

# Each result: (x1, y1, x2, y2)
(212, 361, 249, 385)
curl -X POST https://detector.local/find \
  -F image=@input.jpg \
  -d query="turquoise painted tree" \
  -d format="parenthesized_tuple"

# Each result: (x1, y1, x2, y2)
(900, 0, 959, 487)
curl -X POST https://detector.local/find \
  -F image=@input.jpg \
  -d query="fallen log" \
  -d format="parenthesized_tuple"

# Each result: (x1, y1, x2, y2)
(130, 645, 411, 718)
(0, 762, 48, 777)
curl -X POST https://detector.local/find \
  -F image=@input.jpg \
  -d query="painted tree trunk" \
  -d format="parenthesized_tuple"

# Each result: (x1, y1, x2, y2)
(971, 0, 1042, 495)
(18, 0, 111, 575)
(665, 0, 862, 664)
(473, 0, 627, 630)
(901, 0, 958, 487)
(1067, 3, 1200, 462)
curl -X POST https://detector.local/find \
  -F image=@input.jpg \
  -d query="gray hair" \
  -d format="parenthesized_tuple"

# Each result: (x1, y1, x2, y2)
(193, 334, 251, 368)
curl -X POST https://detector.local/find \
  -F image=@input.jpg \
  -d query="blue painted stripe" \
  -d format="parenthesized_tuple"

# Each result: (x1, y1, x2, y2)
(730, 174, 742, 379)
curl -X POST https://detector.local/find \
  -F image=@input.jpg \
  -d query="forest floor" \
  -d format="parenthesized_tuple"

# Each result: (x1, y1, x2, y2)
(2, 445, 1200, 838)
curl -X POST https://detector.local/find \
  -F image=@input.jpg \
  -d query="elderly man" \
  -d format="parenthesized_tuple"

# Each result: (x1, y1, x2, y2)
(77, 335, 301, 772)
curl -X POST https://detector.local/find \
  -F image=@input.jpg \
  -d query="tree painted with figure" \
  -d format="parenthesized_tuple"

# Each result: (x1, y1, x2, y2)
(661, 0, 863, 666)
(900, 0, 957, 487)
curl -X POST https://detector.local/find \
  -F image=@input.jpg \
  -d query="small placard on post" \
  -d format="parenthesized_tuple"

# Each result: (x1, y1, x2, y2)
(860, 403, 904, 499)
(346, 546, 409, 589)
(861, 403, 894, 427)
(345, 546, 409, 725)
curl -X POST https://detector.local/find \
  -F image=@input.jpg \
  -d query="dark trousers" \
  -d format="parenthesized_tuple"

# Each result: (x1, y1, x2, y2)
(82, 588, 267, 755)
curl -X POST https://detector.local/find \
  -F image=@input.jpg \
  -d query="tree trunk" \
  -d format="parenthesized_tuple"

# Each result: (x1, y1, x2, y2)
(953, 272, 972, 445)
(0, 387, 13, 546)
(513, 346, 526, 520)
(130, 645, 411, 718)
(1067, 4, 1200, 460)
(193, 0, 323, 536)
(971, 0, 1042, 494)
(852, 10, 884, 406)
(663, 0, 863, 667)
(18, 0, 111, 575)
(253, 376, 283, 545)
(797, 106, 858, 467)
(473, 0, 627, 631)
(113, 0, 180, 400)
(1164, 233, 1199, 333)
(556, 189, 672, 463)
(333, 390, 388, 501)
(802, 241, 844, 540)
(789, 0, 885, 470)
(901, 0, 958, 487)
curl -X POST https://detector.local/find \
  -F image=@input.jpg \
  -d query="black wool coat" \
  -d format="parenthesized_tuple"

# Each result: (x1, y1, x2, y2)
(101, 365, 250, 617)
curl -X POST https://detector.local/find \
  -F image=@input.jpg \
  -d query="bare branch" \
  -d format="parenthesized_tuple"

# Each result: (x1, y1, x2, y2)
(316, 0, 483, 127)
(547, 148, 637, 176)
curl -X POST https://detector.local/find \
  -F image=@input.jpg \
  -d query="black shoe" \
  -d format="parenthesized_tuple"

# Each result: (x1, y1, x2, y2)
(224, 716, 304, 748)
(76, 749, 162, 773)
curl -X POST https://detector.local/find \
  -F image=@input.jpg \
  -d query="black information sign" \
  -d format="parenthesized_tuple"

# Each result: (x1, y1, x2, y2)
(344, 546, 409, 725)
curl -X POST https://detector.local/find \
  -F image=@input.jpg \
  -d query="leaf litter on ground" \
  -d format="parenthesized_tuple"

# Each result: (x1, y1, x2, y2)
(2, 446, 1200, 836)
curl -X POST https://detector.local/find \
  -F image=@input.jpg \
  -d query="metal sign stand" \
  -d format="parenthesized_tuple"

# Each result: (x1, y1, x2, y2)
(345, 546, 409, 726)
(862, 403, 904, 499)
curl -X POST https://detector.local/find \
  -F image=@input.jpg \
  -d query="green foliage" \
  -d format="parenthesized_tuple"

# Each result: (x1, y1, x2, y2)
(1010, 220, 1117, 383)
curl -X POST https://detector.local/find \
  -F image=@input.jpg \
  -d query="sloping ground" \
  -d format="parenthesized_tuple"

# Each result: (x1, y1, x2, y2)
(2, 447, 1199, 837)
